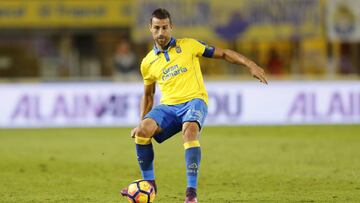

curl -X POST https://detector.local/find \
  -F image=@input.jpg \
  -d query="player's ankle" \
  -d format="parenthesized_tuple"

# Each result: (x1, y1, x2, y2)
(147, 180, 157, 193)
(186, 187, 197, 199)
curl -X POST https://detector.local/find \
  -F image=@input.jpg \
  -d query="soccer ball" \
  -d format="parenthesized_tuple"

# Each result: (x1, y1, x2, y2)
(127, 180, 156, 203)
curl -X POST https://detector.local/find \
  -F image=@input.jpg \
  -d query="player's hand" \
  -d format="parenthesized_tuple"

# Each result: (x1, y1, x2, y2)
(248, 63, 268, 84)
(130, 127, 139, 138)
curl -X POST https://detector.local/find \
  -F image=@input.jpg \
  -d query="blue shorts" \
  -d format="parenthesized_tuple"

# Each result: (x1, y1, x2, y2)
(144, 98, 208, 143)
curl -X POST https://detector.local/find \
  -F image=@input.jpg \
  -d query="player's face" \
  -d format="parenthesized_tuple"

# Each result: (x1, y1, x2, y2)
(150, 17, 172, 48)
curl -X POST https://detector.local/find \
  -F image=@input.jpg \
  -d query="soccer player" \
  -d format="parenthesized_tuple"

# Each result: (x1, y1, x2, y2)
(121, 8, 267, 203)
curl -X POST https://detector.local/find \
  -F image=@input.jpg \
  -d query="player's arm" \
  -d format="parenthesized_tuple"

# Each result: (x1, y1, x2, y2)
(212, 47, 268, 84)
(130, 83, 155, 138)
(140, 83, 156, 119)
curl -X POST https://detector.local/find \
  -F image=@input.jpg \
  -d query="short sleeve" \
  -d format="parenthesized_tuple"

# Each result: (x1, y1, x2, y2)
(189, 38, 215, 58)
(140, 60, 155, 85)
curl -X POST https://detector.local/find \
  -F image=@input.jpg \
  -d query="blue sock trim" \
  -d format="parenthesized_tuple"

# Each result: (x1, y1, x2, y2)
(187, 175, 198, 188)
(142, 169, 155, 180)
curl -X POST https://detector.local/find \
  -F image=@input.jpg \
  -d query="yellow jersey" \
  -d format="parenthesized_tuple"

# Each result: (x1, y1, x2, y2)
(140, 37, 214, 105)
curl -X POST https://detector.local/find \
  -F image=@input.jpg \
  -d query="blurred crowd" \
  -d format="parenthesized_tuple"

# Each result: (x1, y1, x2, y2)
(1, 30, 358, 81)
(0, 0, 359, 81)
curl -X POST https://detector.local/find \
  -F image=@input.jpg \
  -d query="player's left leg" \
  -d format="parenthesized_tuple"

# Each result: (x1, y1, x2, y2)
(180, 98, 208, 203)
(183, 122, 201, 203)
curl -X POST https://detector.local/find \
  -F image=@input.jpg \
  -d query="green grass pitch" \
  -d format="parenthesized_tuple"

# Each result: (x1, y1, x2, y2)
(1, 125, 360, 203)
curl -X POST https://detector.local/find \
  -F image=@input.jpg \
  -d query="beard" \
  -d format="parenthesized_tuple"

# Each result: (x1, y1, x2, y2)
(156, 36, 169, 47)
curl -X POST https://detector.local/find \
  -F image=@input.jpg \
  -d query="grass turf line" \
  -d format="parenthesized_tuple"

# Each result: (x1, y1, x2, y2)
(0, 125, 359, 202)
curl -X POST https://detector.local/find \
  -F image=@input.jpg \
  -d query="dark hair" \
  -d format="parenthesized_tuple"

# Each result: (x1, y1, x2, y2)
(150, 8, 172, 24)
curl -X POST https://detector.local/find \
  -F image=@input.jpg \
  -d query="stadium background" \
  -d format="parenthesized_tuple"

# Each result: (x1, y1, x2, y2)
(1, 0, 359, 80)
(0, 0, 359, 202)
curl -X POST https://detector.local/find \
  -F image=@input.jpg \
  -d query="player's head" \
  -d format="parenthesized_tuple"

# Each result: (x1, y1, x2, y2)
(149, 8, 173, 48)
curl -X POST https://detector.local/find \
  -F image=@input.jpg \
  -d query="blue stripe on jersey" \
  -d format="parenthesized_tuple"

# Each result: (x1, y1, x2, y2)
(153, 37, 176, 55)
(197, 40, 215, 58)
(203, 46, 215, 58)
(164, 50, 170, 62)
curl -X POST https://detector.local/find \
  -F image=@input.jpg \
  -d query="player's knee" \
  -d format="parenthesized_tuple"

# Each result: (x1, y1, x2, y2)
(135, 128, 152, 138)
(183, 123, 199, 134)
(134, 127, 153, 145)
(136, 118, 157, 138)
(182, 123, 199, 142)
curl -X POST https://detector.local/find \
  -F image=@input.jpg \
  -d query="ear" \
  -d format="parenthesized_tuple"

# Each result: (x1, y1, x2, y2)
(149, 23, 152, 31)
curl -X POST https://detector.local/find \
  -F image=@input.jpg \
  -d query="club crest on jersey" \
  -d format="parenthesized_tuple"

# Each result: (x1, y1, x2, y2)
(176, 46, 182, 53)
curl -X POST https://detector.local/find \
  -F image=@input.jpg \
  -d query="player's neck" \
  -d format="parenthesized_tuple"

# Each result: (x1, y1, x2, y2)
(155, 38, 172, 51)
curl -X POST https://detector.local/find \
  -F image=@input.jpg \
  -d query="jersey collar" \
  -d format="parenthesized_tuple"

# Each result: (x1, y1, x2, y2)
(153, 37, 176, 55)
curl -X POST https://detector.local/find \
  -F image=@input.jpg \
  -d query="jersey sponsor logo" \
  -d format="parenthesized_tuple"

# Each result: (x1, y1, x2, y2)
(161, 65, 188, 81)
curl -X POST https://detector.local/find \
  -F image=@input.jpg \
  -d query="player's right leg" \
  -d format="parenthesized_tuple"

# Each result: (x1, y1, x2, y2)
(121, 104, 181, 198)
(121, 118, 159, 197)
(134, 118, 159, 188)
